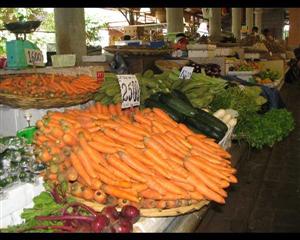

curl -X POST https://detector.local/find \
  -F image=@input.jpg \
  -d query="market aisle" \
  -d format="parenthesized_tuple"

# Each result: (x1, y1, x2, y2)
(196, 83, 300, 232)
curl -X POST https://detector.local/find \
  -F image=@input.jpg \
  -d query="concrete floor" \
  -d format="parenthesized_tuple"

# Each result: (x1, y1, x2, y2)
(196, 83, 300, 232)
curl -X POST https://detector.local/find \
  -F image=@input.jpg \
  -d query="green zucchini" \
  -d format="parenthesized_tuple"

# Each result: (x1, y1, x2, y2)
(171, 90, 194, 107)
(159, 93, 198, 117)
(184, 117, 224, 141)
(196, 109, 228, 133)
(144, 98, 185, 123)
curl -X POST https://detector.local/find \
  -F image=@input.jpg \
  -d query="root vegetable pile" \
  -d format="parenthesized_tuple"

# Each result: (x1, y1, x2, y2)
(0, 74, 101, 98)
(34, 102, 237, 208)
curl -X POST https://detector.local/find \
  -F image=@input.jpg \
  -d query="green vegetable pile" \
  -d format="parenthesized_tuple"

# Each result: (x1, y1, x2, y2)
(258, 69, 280, 81)
(210, 86, 267, 120)
(94, 69, 227, 109)
(235, 109, 295, 149)
(0, 136, 45, 191)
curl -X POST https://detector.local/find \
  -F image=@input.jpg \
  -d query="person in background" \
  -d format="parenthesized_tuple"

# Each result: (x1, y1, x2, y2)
(262, 28, 274, 41)
(251, 26, 259, 36)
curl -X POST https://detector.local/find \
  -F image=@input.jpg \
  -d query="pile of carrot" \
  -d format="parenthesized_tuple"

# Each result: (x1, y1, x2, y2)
(34, 102, 237, 209)
(0, 73, 100, 98)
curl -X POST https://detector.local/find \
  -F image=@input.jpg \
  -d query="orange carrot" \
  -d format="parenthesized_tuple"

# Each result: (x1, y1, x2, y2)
(88, 141, 118, 154)
(140, 189, 162, 199)
(152, 108, 178, 127)
(94, 190, 107, 204)
(82, 187, 94, 200)
(115, 127, 144, 141)
(66, 167, 78, 181)
(144, 137, 169, 159)
(70, 152, 92, 186)
(131, 183, 148, 192)
(75, 147, 97, 179)
(90, 178, 102, 190)
(102, 185, 139, 203)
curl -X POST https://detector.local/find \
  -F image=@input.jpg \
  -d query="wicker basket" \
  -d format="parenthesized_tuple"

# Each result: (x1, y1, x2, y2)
(74, 197, 209, 217)
(0, 92, 95, 109)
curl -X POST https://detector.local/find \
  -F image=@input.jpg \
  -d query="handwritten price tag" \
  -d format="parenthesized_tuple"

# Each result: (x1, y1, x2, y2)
(179, 66, 194, 80)
(117, 75, 140, 109)
(24, 48, 44, 67)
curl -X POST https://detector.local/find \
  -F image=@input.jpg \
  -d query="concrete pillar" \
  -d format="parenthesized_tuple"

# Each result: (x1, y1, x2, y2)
(246, 8, 254, 33)
(166, 8, 184, 33)
(254, 8, 263, 33)
(209, 8, 222, 41)
(54, 8, 87, 65)
(154, 8, 166, 23)
(232, 8, 242, 40)
(288, 8, 300, 48)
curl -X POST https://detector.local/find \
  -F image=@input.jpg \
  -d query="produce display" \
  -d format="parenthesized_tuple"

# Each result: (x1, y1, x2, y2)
(33, 102, 237, 209)
(144, 90, 228, 142)
(250, 69, 281, 84)
(0, 74, 101, 98)
(213, 109, 238, 129)
(183, 62, 222, 77)
(228, 61, 260, 72)
(2, 183, 139, 233)
(94, 70, 228, 109)
(0, 136, 45, 192)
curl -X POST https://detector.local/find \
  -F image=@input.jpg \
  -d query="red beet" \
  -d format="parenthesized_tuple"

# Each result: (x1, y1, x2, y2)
(101, 206, 119, 223)
(91, 215, 110, 233)
(120, 205, 140, 224)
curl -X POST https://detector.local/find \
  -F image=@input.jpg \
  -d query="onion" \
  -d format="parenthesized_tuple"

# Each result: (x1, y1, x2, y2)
(120, 205, 140, 224)
(91, 215, 109, 233)
(111, 218, 133, 233)
(101, 206, 119, 222)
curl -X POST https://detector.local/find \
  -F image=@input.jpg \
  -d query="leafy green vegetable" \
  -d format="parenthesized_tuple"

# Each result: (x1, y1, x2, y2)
(235, 109, 295, 149)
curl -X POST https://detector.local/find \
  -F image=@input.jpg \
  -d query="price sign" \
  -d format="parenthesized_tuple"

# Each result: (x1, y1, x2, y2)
(96, 71, 105, 83)
(24, 48, 44, 67)
(179, 66, 194, 80)
(117, 75, 140, 109)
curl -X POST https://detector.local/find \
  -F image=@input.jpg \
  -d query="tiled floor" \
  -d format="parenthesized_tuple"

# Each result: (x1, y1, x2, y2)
(196, 83, 300, 232)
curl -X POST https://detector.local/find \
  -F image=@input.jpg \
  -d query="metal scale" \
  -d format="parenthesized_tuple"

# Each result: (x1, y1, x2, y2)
(4, 21, 42, 69)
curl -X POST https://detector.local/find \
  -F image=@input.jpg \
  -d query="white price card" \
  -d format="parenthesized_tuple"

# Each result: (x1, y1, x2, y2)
(117, 75, 140, 109)
(179, 66, 194, 80)
(24, 48, 44, 67)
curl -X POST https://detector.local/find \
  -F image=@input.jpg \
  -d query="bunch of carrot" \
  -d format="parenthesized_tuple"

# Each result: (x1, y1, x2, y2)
(34, 102, 237, 209)
(0, 73, 100, 98)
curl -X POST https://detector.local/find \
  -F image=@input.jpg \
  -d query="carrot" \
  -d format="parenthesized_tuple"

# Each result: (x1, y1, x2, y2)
(153, 175, 188, 196)
(40, 149, 52, 162)
(160, 134, 187, 157)
(91, 132, 124, 149)
(108, 104, 118, 116)
(91, 178, 102, 190)
(173, 180, 195, 192)
(184, 160, 227, 198)
(133, 112, 152, 126)
(47, 146, 61, 155)
(88, 141, 118, 154)
(62, 133, 77, 146)
(123, 144, 153, 167)
(106, 154, 146, 183)
(166, 159, 188, 178)
(102, 185, 139, 203)
(95, 102, 103, 114)
(90, 161, 117, 180)
(131, 183, 148, 192)
(142, 174, 167, 195)
(152, 108, 178, 127)
(94, 190, 107, 204)
(141, 199, 157, 209)
(82, 187, 94, 200)
(189, 191, 204, 201)
(50, 127, 64, 139)
(156, 200, 167, 209)
(71, 182, 84, 198)
(118, 198, 131, 208)
(118, 151, 153, 176)
(140, 189, 162, 199)
(144, 137, 169, 159)
(177, 123, 194, 136)
(143, 148, 171, 171)
(101, 105, 109, 115)
(115, 127, 144, 141)
(186, 174, 225, 204)
(168, 153, 184, 166)
(66, 167, 78, 182)
(47, 173, 58, 181)
(105, 164, 132, 182)
(152, 121, 168, 133)
(70, 152, 92, 186)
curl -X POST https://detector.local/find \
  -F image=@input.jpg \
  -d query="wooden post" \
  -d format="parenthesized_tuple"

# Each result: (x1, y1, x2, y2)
(209, 8, 222, 41)
(166, 8, 184, 33)
(246, 8, 254, 33)
(54, 8, 87, 65)
(232, 8, 242, 40)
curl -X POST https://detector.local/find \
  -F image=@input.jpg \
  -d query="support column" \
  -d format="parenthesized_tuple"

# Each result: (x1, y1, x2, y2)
(246, 8, 254, 33)
(232, 8, 242, 40)
(254, 8, 263, 33)
(209, 8, 222, 41)
(54, 8, 87, 65)
(166, 8, 184, 33)
(288, 8, 300, 48)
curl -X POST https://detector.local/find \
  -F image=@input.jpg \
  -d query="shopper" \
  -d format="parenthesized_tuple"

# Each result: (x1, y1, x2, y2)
(285, 47, 300, 84)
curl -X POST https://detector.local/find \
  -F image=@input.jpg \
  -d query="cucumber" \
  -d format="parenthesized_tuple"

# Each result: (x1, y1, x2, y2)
(144, 98, 185, 123)
(159, 93, 198, 117)
(196, 109, 228, 133)
(184, 116, 224, 141)
(171, 90, 194, 107)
